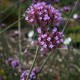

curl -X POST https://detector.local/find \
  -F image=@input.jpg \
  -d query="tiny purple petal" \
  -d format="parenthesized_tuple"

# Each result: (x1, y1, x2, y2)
(56, 40, 60, 44)
(40, 48, 44, 51)
(25, 17, 28, 20)
(41, 41, 45, 45)
(38, 37, 41, 41)
(47, 37, 51, 41)
(55, 36, 59, 40)
(49, 44, 54, 48)
(52, 27, 57, 33)
(44, 14, 50, 20)
(30, 19, 34, 22)
(60, 39, 63, 42)
(41, 34, 47, 38)
(43, 44, 47, 48)
(37, 28, 41, 33)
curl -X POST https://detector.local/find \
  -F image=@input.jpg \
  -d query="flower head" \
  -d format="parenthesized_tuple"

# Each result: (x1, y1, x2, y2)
(20, 67, 39, 80)
(11, 60, 19, 68)
(37, 27, 64, 54)
(6, 58, 13, 64)
(6, 58, 19, 68)
(62, 6, 71, 12)
(24, 2, 62, 27)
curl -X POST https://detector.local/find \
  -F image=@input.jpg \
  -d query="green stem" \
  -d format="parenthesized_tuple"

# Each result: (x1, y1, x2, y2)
(0, 1, 18, 13)
(0, 29, 9, 59)
(0, 17, 23, 34)
(26, 46, 39, 80)
(62, 0, 79, 32)
(18, 1, 22, 56)
(1, 5, 16, 22)
(48, 51, 57, 68)
(39, 51, 53, 73)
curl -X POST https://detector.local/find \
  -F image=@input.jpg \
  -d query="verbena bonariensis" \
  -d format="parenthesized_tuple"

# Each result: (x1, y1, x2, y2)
(23, 2, 62, 27)
(6, 58, 20, 68)
(32, 0, 59, 4)
(62, 6, 71, 12)
(22, 1, 64, 80)
(37, 27, 64, 54)
(20, 67, 39, 80)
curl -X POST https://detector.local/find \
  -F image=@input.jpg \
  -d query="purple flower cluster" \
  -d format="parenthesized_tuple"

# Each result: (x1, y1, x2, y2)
(24, 2, 62, 26)
(37, 27, 64, 54)
(33, 0, 59, 4)
(62, 6, 71, 12)
(53, 0, 59, 4)
(0, 75, 3, 80)
(6, 58, 19, 68)
(20, 68, 39, 80)
(24, 1, 64, 54)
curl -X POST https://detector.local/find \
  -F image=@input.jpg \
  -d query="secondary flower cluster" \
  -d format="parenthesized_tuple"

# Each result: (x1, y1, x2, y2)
(62, 6, 71, 12)
(24, 2, 62, 27)
(20, 68, 39, 80)
(37, 27, 64, 54)
(6, 58, 19, 68)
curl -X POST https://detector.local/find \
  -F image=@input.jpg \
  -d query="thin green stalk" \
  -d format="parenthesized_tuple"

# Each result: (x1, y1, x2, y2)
(0, 1, 18, 13)
(39, 51, 53, 73)
(1, 5, 16, 22)
(0, 17, 23, 34)
(48, 51, 57, 68)
(0, 29, 9, 59)
(18, 1, 22, 56)
(0, 29, 5, 62)
(26, 46, 39, 80)
(62, 0, 79, 32)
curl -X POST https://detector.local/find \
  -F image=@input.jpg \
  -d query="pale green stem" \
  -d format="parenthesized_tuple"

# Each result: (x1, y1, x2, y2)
(62, 0, 79, 32)
(18, 1, 22, 56)
(0, 1, 18, 13)
(39, 51, 53, 73)
(0, 28, 10, 60)
(1, 6, 16, 22)
(26, 46, 39, 80)
(0, 17, 23, 34)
